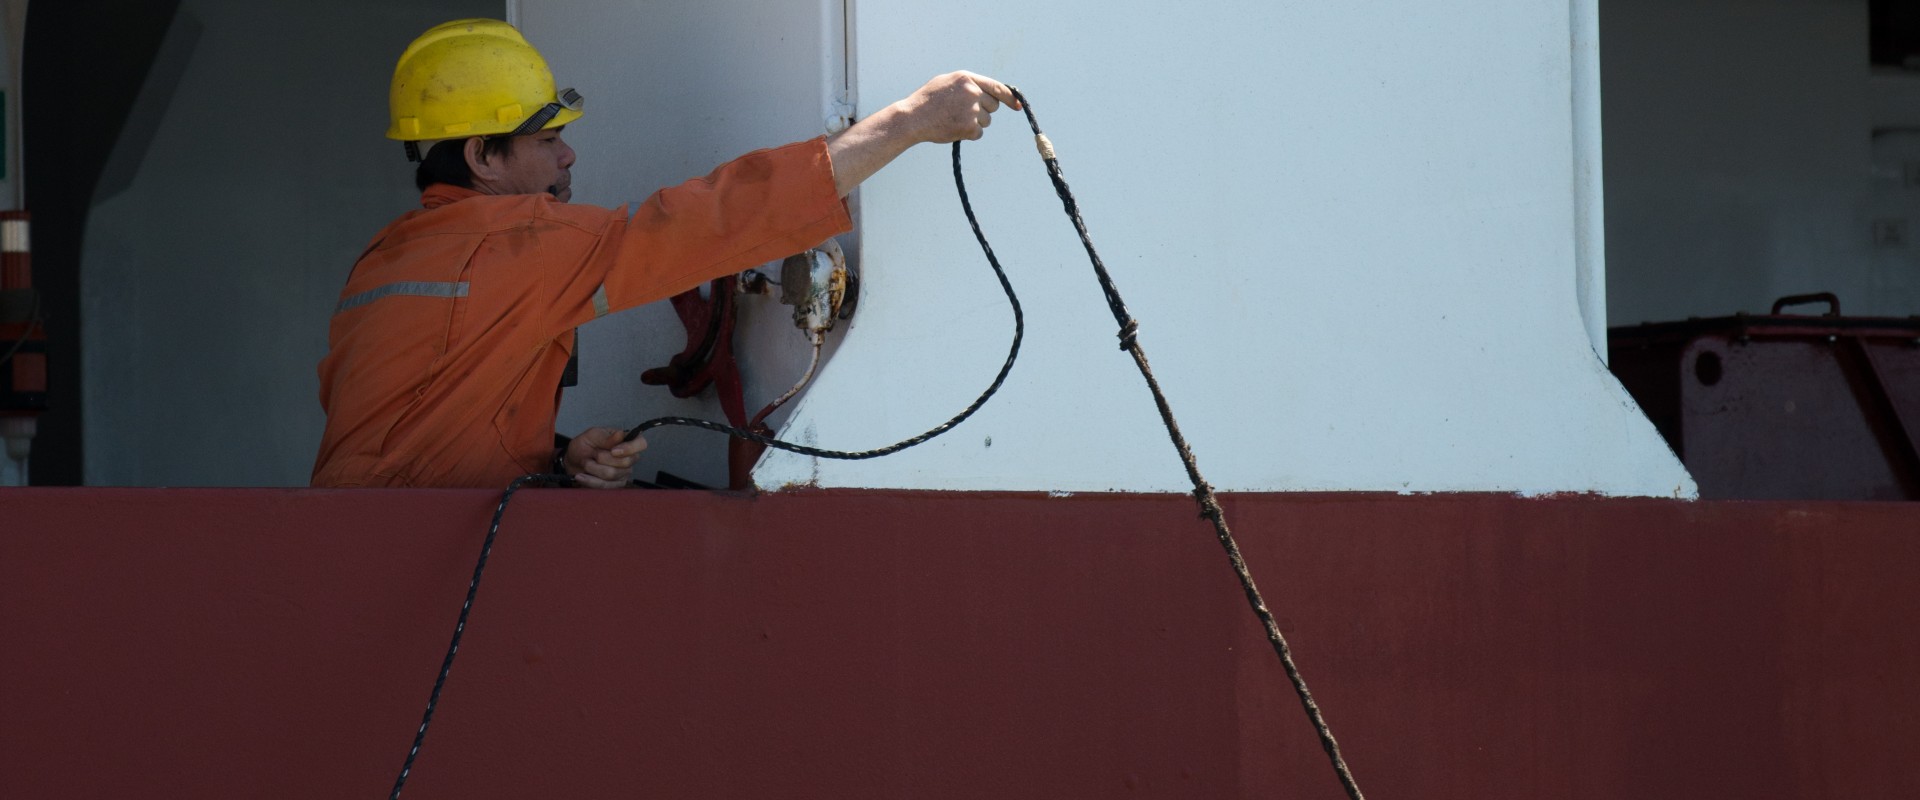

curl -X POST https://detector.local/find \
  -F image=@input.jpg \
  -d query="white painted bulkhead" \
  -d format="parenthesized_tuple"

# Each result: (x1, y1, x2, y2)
(511, 0, 1693, 496)
(740, 0, 1693, 495)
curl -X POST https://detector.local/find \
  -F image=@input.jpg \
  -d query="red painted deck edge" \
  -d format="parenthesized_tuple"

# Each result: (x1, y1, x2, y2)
(2, 489, 1916, 799)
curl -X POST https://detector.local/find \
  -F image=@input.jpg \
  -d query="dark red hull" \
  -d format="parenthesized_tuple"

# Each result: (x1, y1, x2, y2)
(3, 489, 1915, 798)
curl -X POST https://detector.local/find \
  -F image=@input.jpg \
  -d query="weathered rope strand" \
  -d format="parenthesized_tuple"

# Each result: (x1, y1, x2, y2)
(617, 138, 1023, 456)
(388, 140, 1024, 799)
(622, 138, 1022, 456)
(389, 472, 569, 800)
(1007, 86, 1366, 800)
(390, 89, 1363, 800)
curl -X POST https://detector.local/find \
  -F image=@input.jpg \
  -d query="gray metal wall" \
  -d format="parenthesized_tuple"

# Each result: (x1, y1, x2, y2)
(78, 0, 846, 487)
(79, 0, 498, 485)
(1604, 0, 1920, 324)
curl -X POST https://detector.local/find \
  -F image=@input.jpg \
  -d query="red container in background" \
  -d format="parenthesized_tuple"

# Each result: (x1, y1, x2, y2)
(1610, 293, 1920, 500)
(0, 209, 46, 418)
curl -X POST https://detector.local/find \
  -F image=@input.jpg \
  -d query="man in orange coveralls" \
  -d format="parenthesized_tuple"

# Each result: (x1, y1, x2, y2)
(312, 19, 1018, 488)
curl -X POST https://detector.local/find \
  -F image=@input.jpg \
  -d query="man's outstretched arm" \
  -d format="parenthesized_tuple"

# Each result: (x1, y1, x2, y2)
(827, 71, 1021, 198)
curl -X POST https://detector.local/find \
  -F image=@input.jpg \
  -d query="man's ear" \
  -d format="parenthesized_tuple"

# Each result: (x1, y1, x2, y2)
(463, 137, 502, 182)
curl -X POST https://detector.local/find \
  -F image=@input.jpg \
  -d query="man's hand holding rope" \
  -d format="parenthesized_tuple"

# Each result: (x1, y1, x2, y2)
(825, 71, 1022, 197)
(559, 427, 646, 488)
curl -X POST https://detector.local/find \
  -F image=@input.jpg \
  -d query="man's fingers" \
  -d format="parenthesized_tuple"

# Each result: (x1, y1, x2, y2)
(577, 428, 647, 456)
(593, 450, 636, 470)
(573, 472, 623, 489)
(972, 75, 1020, 110)
(581, 458, 628, 482)
(560, 427, 639, 488)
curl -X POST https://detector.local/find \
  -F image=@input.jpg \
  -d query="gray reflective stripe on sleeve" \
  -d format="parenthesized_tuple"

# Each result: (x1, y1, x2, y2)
(591, 284, 610, 318)
(334, 281, 470, 313)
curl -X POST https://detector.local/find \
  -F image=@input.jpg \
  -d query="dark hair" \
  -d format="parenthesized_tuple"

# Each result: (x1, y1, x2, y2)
(414, 137, 516, 191)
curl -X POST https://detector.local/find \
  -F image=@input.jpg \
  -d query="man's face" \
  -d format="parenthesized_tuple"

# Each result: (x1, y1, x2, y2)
(489, 128, 576, 202)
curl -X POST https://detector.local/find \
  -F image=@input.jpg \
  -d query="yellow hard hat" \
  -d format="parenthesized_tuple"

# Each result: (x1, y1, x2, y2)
(386, 19, 583, 156)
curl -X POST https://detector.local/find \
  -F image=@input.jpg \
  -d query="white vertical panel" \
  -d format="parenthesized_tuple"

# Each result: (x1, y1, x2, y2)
(517, 0, 847, 487)
(754, 0, 1694, 496)
(1572, 0, 1607, 361)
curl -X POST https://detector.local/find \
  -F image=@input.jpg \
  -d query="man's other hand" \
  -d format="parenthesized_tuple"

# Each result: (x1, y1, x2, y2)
(898, 71, 1022, 144)
(826, 70, 1021, 197)
(563, 427, 646, 488)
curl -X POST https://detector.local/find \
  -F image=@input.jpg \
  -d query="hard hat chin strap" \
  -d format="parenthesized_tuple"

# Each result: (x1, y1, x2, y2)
(401, 88, 582, 162)
(506, 87, 584, 137)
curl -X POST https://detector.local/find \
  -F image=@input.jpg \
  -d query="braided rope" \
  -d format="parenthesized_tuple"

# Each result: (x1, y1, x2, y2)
(389, 472, 569, 799)
(620, 139, 1023, 456)
(1006, 86, 1366, 800)
(388, 142, 1022, 798)
(390, 89, 1364, 800)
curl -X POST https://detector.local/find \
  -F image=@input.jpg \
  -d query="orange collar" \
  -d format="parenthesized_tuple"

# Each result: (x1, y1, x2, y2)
(420, 183, 483, 209)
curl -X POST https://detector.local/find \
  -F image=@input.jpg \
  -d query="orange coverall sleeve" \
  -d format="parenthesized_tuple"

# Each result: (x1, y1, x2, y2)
(543, 136, 851, 335)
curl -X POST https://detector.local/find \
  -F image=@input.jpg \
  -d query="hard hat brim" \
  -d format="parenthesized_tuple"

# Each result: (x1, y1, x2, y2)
(386, 105, 582, 142)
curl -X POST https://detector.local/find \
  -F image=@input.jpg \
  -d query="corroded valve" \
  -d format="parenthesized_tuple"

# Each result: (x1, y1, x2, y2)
(779, 237, 848, 344)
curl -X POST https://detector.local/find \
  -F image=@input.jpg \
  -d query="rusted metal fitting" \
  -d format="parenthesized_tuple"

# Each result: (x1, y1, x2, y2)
(779, 238, 849, 344)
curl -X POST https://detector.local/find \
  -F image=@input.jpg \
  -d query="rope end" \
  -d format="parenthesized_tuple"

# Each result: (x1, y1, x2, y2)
(1035, 133, 1056, 161)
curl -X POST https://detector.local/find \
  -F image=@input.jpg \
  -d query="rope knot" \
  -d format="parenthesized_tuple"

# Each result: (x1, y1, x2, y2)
(1117, 319, 1139, 350)
(1193, 487, 1223, 520)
